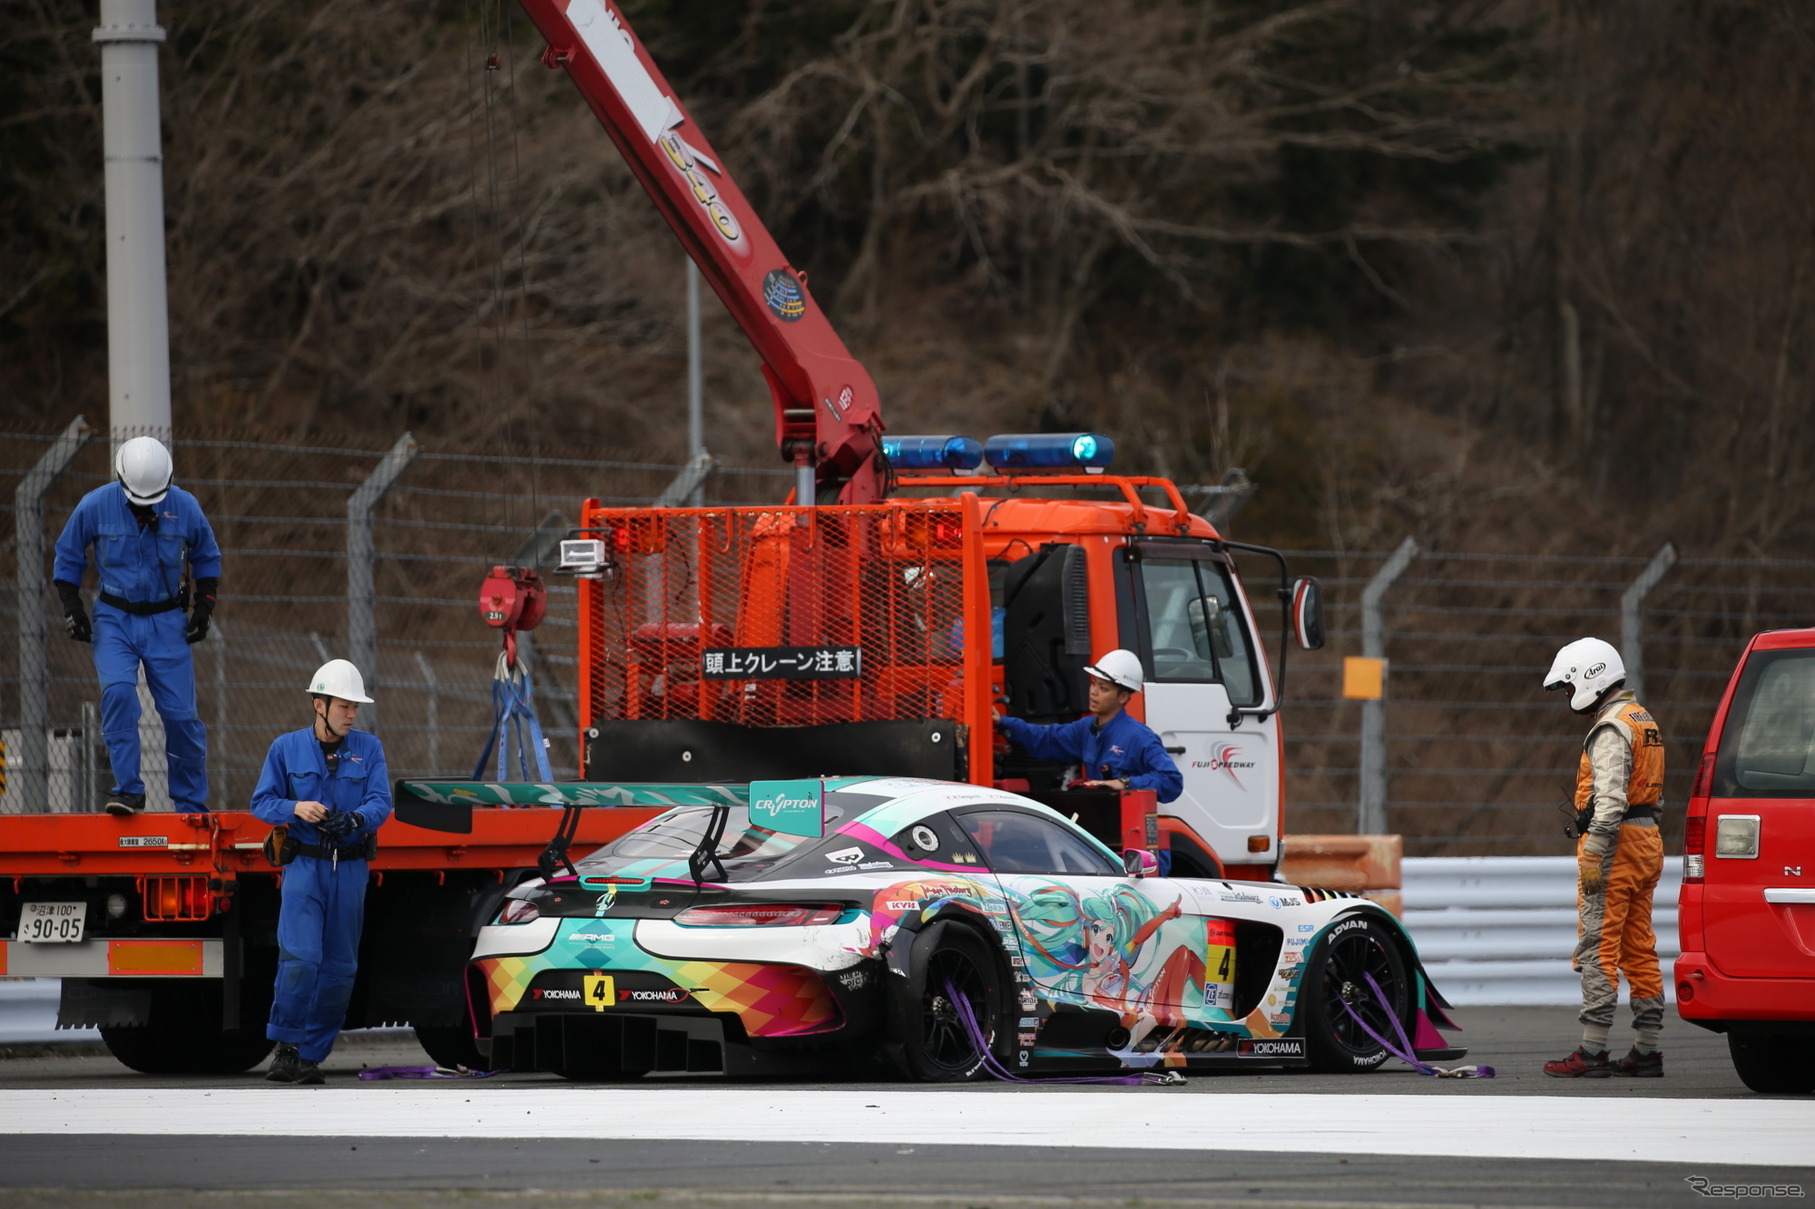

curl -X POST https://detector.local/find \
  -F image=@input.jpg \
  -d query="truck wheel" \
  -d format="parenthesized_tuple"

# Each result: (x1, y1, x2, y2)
(886, 923, 1002, 1083)
(414, 1024, 487, 1072)
(1301, 914, 1408, 1073)
(1728, 1033, 1815, 1094)
(99, 982, 275, 1075)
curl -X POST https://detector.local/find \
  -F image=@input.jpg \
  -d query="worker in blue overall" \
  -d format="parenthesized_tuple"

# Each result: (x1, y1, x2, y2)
(52, 436, 221, 815)
(251, 659, 391, 1085)
(994, 649, 1183, 803)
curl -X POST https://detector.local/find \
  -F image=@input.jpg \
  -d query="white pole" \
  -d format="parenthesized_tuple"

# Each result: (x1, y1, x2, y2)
(92, 0, 173, 447)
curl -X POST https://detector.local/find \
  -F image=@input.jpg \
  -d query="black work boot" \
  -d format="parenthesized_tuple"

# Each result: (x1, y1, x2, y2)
(265, 1044, 303, 1083)
(289, 1060, 326, 1086)
(104, 791, 146, 817)
(1614, 1047, 1664, 1077)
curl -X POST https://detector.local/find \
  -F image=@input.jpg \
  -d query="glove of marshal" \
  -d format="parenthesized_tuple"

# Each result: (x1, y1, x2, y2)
(319, 810, 361, 840)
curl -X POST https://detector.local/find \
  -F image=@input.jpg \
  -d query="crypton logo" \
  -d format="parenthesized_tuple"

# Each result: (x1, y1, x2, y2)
(1193, 745, 1258, 789)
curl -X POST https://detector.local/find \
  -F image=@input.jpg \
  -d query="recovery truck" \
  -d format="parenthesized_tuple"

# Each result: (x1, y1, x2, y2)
(0, 0, 1324, 1074)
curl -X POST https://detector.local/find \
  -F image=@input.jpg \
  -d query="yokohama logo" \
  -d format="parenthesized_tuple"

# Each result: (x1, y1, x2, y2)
(1237, 1037, 1305, 1058)
(619, 988, 689, 1004)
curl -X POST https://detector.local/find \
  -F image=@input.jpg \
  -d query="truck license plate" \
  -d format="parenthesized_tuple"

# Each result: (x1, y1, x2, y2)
(19, 901, 86, 943)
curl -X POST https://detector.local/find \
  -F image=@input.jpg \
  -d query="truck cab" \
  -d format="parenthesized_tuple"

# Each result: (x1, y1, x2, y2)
(1677, 627, 1815, 1094)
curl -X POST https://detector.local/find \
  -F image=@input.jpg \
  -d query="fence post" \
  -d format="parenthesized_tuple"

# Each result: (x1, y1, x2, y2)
(1621, 542, 1677, 702)
(686, 261, 706, 507)
(414, 650, 438, 775)
(1359, 537, 1419, 835)
(211, 620, 228, 808)
(346, 432, 419, 725)
(13, 416, 92, 814)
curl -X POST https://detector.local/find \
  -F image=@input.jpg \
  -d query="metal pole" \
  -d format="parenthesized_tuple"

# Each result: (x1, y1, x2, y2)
(1620, 542, 1678, 703)
(14, 416, 92, 814)
(1359, 537, 1418, 835)
(211, 619, 227, 808)
(346, 432, 419, 727)
(686, 261, 705, 506)
(92, 0, 172, 446)
(414, 650, 438, 775)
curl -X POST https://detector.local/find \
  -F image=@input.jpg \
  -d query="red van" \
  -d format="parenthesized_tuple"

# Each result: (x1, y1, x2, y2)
(1676, 628, 1815, 1094)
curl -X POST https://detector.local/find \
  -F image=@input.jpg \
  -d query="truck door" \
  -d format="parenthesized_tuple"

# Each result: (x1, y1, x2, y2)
(1121, 544, 1278, 874)
(1704, 645, 1815, 979)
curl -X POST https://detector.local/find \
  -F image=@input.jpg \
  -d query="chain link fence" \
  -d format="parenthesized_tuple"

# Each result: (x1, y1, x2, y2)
(5, 431, 1809, 855)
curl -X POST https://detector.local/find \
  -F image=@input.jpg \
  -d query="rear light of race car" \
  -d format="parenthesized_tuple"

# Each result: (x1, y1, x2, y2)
(674, 903, 843, 927)
(497, 898, 541, 924)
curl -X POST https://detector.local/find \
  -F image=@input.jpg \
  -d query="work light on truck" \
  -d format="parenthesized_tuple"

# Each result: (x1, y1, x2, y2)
(882, 435, 984, 471)
(557, 538, 608, 577)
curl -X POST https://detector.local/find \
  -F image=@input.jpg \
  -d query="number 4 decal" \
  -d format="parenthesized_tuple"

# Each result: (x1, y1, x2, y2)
(582, 974, 615, 1012)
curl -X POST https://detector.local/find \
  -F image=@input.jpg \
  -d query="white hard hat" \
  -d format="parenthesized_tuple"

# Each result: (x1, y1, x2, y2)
(1085, 648, 1144, 692)
(115, 436, 173, 506)
(1543, 637, 1625, 713)
(307, 659, 374, 704)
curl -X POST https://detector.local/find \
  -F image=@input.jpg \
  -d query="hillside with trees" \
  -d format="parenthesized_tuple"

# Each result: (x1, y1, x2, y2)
(4, 0, 1811, 557)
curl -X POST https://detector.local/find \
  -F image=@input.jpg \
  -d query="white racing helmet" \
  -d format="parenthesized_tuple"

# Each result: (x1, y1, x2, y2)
(308, 659, 374, 704)
(1544, 637, 1625, 712)
(1085, 648, 1144, 693)
(115, 436, 173, 506)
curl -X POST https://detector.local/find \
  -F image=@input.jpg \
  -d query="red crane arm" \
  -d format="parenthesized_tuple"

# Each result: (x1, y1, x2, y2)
(513, 0, 887, 503)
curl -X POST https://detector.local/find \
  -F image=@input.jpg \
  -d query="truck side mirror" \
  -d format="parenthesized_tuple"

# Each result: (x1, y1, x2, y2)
(1291, 576, 1325, 651)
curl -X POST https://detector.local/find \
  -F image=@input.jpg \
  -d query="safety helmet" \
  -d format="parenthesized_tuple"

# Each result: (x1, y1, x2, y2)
(307, 659, 374, 704)
(1085, 648, 1144, 693)
(1543, 637, 1625, 713)
(114, 436, 173, 506)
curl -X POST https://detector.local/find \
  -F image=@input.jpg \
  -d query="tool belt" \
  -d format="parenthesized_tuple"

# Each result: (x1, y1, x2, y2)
(1561, 799, 1659, 838)
(296, 834, 379, 862)
(262, 825, 376, 866)
(1622, 804, 1659, 822)
(99, 591, 185, 616)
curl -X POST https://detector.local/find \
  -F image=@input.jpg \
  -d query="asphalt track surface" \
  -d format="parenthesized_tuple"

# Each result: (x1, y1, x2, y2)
(0, 1006, 1810, 1209)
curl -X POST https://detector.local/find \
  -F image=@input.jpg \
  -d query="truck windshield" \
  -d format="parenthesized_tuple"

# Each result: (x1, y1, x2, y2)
(1715, 648, 1815, 797)
(1138, 557, 1260, 705)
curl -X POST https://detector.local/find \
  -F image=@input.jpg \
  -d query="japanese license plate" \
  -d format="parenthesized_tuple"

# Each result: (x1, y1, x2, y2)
(18, 901, 86, 944)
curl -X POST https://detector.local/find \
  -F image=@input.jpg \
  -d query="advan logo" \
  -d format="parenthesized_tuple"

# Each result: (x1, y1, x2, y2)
(1193, 744, 1259, 790)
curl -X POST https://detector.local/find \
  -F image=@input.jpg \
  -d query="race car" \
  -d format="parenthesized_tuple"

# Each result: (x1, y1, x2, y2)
(465, 777, 1465, 1081)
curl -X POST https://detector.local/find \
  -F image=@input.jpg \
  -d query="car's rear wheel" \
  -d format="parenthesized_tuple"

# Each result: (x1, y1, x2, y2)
(1301, 914, 1409, 1073)
(888, 923, 1003, 1082)
(414, 1023, 487, 1072)
(1728, 1033, 1815, 1094)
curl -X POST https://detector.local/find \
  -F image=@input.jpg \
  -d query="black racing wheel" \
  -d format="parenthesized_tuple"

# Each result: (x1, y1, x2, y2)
(1301, 913, 1410, 1073)
(886, 922, 1004, 1082)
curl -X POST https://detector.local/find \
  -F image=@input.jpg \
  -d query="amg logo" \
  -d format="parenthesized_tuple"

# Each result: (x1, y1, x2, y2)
(1237, 1038, 1306, 1059)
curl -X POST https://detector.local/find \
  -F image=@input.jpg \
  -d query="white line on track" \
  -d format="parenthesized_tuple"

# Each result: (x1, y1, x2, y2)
(4, 1088, 1810, 1168)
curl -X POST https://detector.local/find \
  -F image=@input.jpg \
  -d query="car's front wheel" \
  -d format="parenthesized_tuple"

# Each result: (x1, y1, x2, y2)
(1301, 914, 1409, 1073)
(886, 922, 1004, 1082)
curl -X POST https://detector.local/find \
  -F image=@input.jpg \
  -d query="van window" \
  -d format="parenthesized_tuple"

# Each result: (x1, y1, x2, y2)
(1137, 558, 1260, 705)
(1715, 649, 1815, 797)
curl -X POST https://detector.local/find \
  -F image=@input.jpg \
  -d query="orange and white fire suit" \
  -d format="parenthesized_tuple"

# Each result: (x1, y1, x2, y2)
(1571, 692, 1665, 1042)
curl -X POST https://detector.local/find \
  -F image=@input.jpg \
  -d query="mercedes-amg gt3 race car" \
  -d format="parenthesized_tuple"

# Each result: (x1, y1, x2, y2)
(466, 777, 1465, 1081)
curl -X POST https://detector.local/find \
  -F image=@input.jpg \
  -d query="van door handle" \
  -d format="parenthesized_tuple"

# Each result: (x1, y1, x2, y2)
(1165, 746, 1185, 755)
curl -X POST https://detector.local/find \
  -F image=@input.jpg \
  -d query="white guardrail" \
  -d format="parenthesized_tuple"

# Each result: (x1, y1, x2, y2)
(1403, 855, 1683, 1007)
(0, 856, 1680, 1043)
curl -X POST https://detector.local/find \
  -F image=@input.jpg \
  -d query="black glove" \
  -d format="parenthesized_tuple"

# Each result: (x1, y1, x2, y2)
(320, 810, 360, 840)
(185, 577, 217, 645)
(55, 580, 91, 643)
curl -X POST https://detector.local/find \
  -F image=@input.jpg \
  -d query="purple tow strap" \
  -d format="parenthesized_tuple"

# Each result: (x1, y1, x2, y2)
(1335, 973, 1495, 1078)
(943, 979, 1184, 1086)
(356, 1065, 499, 1080)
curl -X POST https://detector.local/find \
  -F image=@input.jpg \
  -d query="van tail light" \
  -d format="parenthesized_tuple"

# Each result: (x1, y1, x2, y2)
(1682, 752, 1715, 883)
(674, 903, 843, 927)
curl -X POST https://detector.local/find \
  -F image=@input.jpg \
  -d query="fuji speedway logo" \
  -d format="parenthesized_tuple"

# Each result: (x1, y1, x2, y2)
(1193, 744, 1258, 789)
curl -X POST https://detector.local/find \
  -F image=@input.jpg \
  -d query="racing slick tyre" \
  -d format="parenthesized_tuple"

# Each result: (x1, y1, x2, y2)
(886, 922, 1004, 1083)
(414, 1024, 487, 1073)
(1727, 1033, 1815, 1094)
(98, 983, 275, 1075)
(1301, 914, 1410, 1074)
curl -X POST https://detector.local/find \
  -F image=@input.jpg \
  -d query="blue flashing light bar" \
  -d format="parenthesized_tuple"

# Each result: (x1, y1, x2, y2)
(982, 432, 1116, 472)
(882, 435, 985, 472)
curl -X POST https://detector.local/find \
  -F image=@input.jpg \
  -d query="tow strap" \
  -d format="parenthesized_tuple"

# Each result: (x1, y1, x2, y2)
(1337, 971, 1495, 1078)
(357, 1065, 498, 1080)
(472, 650, 552, 782)
(945, 978, 1185, 1087)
